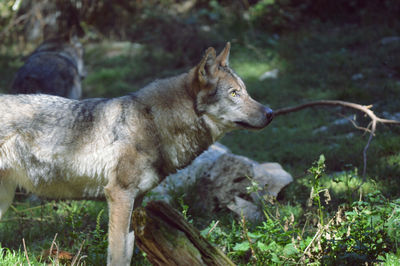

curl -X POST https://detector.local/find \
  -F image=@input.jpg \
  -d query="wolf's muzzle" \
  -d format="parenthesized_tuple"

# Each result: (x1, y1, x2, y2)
(235, 105, 274, 129)
(264, 106, 274, 124)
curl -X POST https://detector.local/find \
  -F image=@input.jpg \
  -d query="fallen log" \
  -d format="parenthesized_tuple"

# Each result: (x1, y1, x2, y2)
(132, 201, 235, 266)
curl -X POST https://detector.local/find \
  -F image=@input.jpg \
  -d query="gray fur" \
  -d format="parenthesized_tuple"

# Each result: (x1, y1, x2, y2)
(10, 37, 86, 99)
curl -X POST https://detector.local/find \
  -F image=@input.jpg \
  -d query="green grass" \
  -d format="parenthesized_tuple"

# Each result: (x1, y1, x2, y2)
(0, 246, 45, 265)
(0, 199, 110, 265)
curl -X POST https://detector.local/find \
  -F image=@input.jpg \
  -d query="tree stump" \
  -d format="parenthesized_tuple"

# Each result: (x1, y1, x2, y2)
(131, 201, 235, 266)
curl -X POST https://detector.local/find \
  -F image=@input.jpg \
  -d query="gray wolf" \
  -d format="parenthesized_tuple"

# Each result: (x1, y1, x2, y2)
(0, 43, 273, 265)
(10, 36, 86, 99)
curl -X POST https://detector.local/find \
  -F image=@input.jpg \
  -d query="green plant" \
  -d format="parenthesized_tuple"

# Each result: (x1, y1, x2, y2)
(320, 191, 399, 264)
(201, 157, 399, 265)
(0, 245, 45, 265)
(85, 209, 108, 265)
(201, 220, 243, 254)
(307, 154, 329, 226)
(178, 195, 193, 224)
(200, 176, 303, 265)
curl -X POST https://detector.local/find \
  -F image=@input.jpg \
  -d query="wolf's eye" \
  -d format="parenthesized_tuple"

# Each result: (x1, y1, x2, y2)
(230, 90, 238, 97)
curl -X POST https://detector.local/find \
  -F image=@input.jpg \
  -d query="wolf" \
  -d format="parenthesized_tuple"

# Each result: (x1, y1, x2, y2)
(10, 36, 86, 99)
(0, 43, 273, 265)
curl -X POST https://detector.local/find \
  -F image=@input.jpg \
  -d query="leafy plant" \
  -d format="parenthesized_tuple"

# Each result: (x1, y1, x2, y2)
(201, 157, 399, 265)
(320, 191, 399, 264)
(84, 209, 108, 265)
(307, 154, 329, 226)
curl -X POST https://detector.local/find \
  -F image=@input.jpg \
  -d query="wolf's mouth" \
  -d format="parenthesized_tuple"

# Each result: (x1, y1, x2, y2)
(234, 121, 271, 130)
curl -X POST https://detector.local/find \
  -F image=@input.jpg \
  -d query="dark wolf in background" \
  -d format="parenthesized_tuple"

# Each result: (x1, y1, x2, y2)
(0, 43, 273, 265)
(10, 36, 86, 99)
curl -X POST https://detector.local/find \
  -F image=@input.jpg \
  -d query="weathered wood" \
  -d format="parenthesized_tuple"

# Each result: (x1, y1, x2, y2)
(132, 201, 235, 266)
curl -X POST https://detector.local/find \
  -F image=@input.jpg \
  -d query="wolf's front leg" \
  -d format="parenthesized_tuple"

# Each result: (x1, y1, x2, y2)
(104, 183, 136, 266)
(0, 175, 17, 220)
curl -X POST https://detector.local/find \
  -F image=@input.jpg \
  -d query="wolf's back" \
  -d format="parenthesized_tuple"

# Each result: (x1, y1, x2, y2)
(11, 53, 81, 99)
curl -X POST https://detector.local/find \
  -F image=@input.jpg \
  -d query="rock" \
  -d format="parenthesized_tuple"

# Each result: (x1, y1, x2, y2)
(227, 196, 263, 222)
(351, 73, 364, 80)
(382, 112, 400, 121)
(151, 142, 229, 202)
(253, 162, 293, 197)
(193, 153, 256, 213)
(313, 115, 355, 134)
(343, 132, 355, 139)
(380, 36, 400, 45)
(312, 125, 328, 134)
(332, 115, 355, 126)
(259, 69, 279, 80)
(151, 143, 293, 222)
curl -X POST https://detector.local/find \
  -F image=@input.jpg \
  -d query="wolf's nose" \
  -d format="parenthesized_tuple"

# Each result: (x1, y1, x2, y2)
(265, 107, 274, 121)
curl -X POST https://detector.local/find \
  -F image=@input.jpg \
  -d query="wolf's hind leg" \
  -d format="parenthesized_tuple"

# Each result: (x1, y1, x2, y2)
(0, 174, 17, 219)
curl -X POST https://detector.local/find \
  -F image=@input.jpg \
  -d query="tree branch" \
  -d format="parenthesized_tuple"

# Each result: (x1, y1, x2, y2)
(274, 100, 400, 179)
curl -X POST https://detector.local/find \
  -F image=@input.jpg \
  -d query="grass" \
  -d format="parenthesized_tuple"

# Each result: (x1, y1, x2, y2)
(1, 12, 400, 265)
(0, 199, 109, 265)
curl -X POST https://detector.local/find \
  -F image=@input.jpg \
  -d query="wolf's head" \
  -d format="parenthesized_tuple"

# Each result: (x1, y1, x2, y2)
(191, 42, 273, 134)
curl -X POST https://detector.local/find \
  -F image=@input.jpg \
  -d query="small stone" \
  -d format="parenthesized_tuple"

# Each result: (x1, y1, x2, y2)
(227, 196, 263, 222)
(351, 73, 364, 80)
(380, 36, 400, 45)
(259, 69, 279, 81)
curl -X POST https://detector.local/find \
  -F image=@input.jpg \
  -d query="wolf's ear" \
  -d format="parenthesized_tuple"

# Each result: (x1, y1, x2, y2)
(216, 42, 231, 67)
(197, 47, 217, 85)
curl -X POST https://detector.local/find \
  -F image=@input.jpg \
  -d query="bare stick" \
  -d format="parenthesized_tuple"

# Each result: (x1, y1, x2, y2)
(71, 240, 85, 266)
(298, 217, 335, 263)
(207, 220, 220, 236)
(339, 114, 371, 134)
(49, 233, 58, 260)
(53, 241, 60, 266)
(274, 100, 400, 179)
(241, 214, 257, 263)
(275, 100, 400, 125)
(22, 238, 31, 266)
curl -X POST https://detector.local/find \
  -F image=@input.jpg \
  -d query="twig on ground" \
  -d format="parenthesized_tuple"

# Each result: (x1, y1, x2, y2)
(49, 233, 58, 260)
(22, 238, 31, 266)
(240, 214, 257, 263)
(53, 241, 60, 266)
(275, 100, 400, 179)
(76, 255, 88, 266)
(207, 220, 220, 236)
(298, 216, 335, 264)
(71, 240, 85, 266)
